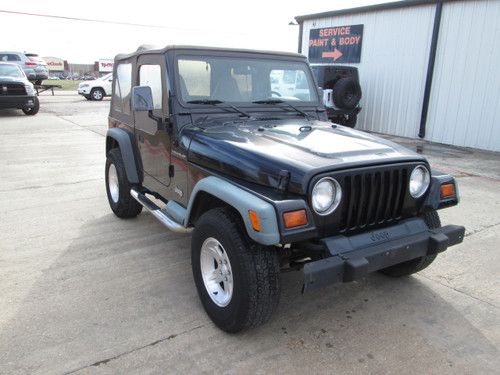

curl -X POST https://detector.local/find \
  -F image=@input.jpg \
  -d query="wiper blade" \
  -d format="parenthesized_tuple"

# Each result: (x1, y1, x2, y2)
(252, 99, 310, 118)
(253, 99, 284, 104)
(187, 99, 253, 119)
(187, 99, 223, 105)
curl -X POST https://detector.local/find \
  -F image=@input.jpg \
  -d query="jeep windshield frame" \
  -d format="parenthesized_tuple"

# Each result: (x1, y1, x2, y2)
(174, 52, 321, 108)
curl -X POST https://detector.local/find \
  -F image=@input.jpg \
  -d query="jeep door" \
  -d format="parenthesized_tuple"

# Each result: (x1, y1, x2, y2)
(134, 55, 180, 202)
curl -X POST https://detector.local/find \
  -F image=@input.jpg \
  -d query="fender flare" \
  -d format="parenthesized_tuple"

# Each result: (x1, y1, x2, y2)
(106, 127, 143, 184)
(186, 176, 280, 246)
(423, 173, 460, 210)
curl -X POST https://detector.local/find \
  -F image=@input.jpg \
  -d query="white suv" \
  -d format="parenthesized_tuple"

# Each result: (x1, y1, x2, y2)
(78, 73, 113, 100)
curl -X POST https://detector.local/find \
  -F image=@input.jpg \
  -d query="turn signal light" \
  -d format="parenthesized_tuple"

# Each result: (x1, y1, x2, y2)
(441, 184, 456, 198)
(283, 210, 308, 228)
(248, 210, 260, 232)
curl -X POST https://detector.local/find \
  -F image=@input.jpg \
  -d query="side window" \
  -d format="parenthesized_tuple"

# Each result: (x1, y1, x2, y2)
(139, 65, 162, 109)
(113, 63, 132, 114)
(0, 54, 21, 62)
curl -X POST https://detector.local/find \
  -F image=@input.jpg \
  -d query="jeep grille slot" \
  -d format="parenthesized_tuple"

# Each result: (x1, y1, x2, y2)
(340, 168, 407, 232)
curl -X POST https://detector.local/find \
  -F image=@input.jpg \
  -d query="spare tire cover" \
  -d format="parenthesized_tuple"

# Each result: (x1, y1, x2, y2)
(332, 77, 362, 110)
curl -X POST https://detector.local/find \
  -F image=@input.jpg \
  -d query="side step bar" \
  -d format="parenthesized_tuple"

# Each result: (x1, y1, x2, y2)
(130, 188, 193, 233)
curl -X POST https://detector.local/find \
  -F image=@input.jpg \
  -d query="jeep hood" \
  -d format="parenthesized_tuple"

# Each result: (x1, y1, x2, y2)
(187, 119, 426, 195)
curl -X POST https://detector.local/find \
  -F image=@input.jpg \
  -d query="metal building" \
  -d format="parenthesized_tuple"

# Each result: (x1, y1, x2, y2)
(296, 0, 500, 152)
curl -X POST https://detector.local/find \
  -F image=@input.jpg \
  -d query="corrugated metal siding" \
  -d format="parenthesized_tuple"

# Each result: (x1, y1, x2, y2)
(300, 0, 500, 152)
(426, 0, 500, 151)
(302, 5, 436, 138)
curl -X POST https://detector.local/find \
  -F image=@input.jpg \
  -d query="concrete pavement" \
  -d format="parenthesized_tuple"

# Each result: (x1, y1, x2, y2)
(1, 92, 499, 375)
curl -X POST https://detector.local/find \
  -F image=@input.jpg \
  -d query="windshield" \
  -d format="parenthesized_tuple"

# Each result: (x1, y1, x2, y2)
(99, 73, 113, 81)
(0, 64, 24, 78)
(177, 55, 319, 104)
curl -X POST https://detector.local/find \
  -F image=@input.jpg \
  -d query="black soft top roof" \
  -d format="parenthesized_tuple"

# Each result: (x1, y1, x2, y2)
(114, 45, 306, 61)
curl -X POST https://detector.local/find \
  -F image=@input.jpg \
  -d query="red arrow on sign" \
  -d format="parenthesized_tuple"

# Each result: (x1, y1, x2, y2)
(322, 48, 343, 61)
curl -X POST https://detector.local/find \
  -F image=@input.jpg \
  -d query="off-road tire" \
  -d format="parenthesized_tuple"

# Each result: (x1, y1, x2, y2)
(105, 148, 142, 218)
(380, 210, 441, 277)
(22, 96, 40, 115)
(191, 207, 281, 333)
(332, 77, 362, 110)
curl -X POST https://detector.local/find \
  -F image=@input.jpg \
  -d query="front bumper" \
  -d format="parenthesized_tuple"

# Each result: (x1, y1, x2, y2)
(302, 217, 465, 292)
(0, 96, 36, 110)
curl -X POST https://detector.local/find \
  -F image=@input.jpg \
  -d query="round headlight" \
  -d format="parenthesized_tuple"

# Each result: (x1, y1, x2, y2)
(312, 177, 342, 215)
(409, 166, 430, 198)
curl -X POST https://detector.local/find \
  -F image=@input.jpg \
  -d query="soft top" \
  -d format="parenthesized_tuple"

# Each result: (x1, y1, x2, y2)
(114, 45, 306, 61)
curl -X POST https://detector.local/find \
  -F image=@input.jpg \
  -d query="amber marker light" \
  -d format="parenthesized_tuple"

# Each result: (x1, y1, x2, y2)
(441, 184, 455, 198)
(248, 210, 260, 232)
(441, 184, 456, 198)
(283, 210, 308, 228)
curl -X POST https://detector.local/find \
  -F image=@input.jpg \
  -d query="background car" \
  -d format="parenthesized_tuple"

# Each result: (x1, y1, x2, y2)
(0, 52, 49, 85)
(0, 62, 40, 115)
(78, 73, 113, 100)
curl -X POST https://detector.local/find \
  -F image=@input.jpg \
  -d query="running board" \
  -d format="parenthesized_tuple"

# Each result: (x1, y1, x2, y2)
(130, 188, 193, 233)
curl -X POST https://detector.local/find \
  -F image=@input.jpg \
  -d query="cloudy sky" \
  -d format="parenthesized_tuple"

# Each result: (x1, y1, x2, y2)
(1, 0, 387, 63)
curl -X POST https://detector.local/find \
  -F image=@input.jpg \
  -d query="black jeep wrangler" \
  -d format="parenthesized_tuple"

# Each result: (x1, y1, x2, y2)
(312, 65, 362, 127)
(105, 45, 464, 333)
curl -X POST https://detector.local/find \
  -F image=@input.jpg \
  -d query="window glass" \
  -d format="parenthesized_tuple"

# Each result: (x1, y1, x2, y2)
(0, 64, 23, 77)
(177, 56, 317, 103)
(139, 64, 162, 109)
(179, 60, 211, 97)
(0, 54, 21, 62)
(113, 63, 132, 114)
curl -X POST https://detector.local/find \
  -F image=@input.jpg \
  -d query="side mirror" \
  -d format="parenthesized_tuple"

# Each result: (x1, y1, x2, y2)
(28, 73, 37, 80)
(132, 86, 154, 111)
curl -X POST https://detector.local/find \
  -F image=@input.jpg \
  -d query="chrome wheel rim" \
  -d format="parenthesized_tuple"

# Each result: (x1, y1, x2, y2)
(200, 237, 233, 307)
(108, 164, 119, 203)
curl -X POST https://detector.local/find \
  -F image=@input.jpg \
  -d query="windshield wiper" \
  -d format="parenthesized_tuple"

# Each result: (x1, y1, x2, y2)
(187, 99, 254, 119)
(252, 98, 310, 118)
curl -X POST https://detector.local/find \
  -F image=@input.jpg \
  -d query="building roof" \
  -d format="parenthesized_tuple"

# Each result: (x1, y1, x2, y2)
(295, 0, 461, 21)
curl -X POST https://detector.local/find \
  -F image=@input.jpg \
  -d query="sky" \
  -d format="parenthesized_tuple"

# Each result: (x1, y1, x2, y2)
(1, 0, 388, 63)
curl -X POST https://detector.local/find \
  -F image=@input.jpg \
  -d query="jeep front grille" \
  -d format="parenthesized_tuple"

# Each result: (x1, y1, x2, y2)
(0, 84, 27, 96)
(339, 166, 409, 233)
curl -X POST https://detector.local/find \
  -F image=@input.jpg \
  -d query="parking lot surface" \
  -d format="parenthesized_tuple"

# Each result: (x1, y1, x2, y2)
(1, 92, 499, 375)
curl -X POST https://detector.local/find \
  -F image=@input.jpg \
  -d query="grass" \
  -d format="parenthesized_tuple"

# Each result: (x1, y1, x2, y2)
(43, 80, 83, 90)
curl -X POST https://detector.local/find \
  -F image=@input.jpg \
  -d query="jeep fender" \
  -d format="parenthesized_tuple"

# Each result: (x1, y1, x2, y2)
(423, 173, 460, 210)
(106, 127, 143, 184)
(186, 176, 280, 246)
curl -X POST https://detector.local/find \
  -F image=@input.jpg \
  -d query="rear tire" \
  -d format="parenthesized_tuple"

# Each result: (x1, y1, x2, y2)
(191, 207, 280, 333)
(105, 148, 142, 218)
(380, 210, 441, 277)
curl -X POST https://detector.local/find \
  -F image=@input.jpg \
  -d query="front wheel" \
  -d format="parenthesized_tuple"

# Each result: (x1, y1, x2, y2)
(90, 88, 104, 101)
(380, 210, 441, 277)
(105, 148, 142, 218)
(22, 96, 40, 115)
(191, 207, 281, 333)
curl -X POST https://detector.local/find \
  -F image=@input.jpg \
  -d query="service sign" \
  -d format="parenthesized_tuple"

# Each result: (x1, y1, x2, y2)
(308, 24, 364, 64)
